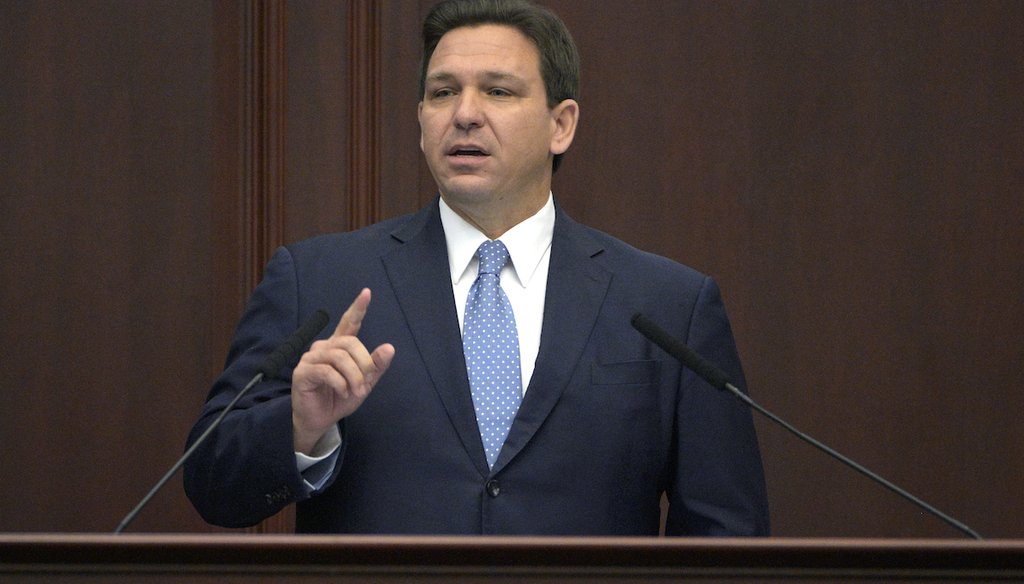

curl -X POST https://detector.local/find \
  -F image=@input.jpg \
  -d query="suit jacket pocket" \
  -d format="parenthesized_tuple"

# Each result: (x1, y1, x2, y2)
(591, 360, 660, 386)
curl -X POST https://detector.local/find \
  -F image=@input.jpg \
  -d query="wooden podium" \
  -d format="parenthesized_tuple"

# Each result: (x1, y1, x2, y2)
(2, 534, 1023, 582)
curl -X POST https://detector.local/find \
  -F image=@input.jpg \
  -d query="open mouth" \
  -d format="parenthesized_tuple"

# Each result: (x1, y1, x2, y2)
(448, 146, 489, 157)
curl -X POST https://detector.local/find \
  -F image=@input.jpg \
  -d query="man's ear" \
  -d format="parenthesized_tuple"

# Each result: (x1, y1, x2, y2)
(417, 101, 425, 152)
(549, 98, 579, 155)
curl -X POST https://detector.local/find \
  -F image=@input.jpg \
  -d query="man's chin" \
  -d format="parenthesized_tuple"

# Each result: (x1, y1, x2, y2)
(438, 178, 496, 204)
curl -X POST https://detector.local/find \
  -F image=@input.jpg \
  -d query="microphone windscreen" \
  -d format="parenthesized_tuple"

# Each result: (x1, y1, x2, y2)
(630, 313, 731, 390)
(259, 309, 330, 379)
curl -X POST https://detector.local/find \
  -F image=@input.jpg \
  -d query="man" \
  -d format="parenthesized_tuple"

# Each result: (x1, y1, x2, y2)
(185, 0, 769, 536)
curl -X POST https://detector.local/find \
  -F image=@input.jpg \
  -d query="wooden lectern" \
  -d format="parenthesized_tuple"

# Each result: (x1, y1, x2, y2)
(2, 534, 1023, 582)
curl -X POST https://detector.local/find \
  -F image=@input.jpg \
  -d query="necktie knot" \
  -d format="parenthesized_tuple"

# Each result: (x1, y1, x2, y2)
(476, 240, 510, 277)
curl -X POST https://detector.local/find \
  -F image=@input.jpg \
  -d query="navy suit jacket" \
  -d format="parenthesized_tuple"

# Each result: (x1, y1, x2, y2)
(184, 199, 769, 536)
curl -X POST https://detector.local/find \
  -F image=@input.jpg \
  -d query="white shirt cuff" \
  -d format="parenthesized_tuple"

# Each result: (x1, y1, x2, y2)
(295, 425, 341, 491)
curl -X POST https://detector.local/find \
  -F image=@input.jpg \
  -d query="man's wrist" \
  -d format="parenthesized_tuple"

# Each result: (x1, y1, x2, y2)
(296, 424, 341, 466)
(293, 416, 335, 455)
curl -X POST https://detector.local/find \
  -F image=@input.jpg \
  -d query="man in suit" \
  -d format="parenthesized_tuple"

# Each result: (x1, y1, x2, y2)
(184, 0, 769, 536)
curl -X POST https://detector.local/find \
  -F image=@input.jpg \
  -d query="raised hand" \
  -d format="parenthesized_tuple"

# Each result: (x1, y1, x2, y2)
(291, 288, 395, 454)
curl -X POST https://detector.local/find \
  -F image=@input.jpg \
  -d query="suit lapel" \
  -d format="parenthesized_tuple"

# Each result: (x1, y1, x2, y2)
(381, 201, 491, 477)
(383, 201, 613, 477)
(492, 208, 612, 473)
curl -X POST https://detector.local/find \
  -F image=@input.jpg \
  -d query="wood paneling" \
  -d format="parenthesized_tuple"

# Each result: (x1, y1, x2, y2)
(283, 0, 429, 237)
(238, 0, 287, 289)
(284, 0, 351, 240)
(0, 0, 220, 532)
(545, 0, 1023, 538)
(1, 0, 1020, 539)
(346, 0, 383, 230)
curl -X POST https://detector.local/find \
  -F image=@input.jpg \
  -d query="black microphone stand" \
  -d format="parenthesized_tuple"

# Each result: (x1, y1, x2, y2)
(631, 313, 982, 540)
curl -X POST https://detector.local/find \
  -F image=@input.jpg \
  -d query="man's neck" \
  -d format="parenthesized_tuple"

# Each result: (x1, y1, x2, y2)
(440, 190, 549, 239)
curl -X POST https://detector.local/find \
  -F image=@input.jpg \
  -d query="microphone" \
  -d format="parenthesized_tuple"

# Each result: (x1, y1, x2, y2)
(114, 309, 330, 534)
(630, 313, 983, 540)
(260, 309, 332, 378)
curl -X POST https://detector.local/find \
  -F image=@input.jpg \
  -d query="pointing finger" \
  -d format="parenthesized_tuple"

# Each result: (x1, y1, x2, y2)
(334, 288, 372, 338)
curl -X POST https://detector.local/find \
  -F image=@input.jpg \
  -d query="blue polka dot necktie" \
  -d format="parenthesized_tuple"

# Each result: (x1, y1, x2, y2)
(463, 240, 523, 469)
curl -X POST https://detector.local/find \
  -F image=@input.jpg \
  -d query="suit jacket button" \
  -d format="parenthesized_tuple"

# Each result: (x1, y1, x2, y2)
(485, 479, 501, 498)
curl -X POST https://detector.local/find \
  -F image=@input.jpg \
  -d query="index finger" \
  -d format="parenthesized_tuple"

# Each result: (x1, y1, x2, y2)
(333, 287, 373, 338)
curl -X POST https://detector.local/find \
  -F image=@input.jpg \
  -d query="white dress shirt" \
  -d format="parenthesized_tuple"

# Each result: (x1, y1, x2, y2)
(440, 194, 554, 394)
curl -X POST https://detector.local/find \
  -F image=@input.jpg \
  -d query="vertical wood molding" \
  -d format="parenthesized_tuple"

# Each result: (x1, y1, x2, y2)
(213, 0, 288, 343)
(213, 0, 290, 534)
(242, 0, 288, 290)
(246, 0, 290, 534)
(347, 0, 383, 229)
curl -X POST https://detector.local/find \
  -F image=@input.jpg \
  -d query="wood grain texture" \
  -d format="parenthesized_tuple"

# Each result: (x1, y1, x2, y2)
(0, 0, 1020, 539)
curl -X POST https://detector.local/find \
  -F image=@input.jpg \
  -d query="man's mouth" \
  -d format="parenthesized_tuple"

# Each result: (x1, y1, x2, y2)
(448, 146, 489, 157)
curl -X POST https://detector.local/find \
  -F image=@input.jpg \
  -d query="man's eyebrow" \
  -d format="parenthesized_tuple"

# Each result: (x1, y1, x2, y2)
(424, 71, 525, 85)
(479, 71, 523, 83)
(424, 72, 457, 85)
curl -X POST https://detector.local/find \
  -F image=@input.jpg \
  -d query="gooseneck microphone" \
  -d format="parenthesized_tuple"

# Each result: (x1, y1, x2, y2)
(630, 313, 983, 540)
(114, 309, 330, 534)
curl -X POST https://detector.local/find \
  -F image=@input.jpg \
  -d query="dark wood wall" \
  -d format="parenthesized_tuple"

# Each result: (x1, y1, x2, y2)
(1, 0, 1020, 538)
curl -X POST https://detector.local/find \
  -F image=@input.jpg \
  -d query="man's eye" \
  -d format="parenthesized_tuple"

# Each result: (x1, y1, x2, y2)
(488, 88, 512, 97)
(431, 88, 455, 99)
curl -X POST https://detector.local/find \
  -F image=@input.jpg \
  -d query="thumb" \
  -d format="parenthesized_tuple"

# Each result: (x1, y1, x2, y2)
(366, 343, 396, 387)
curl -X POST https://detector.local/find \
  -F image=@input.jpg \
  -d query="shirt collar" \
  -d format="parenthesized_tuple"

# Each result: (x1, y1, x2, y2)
(440, 193, 555, 289)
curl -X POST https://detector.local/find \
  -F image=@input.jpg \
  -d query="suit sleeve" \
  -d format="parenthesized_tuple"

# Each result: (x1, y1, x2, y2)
(665, 276, 770, 536)
(183, 246, 342, 528)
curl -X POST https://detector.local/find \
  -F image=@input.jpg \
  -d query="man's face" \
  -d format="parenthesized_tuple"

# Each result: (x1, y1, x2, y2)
(418, 24, 576, 223)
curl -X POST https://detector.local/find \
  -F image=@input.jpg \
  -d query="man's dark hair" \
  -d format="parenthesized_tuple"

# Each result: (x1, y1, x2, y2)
(420, 0, 580, 172)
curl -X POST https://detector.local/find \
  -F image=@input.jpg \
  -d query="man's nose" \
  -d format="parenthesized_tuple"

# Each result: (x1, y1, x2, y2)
(453, 90, 484, 130)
